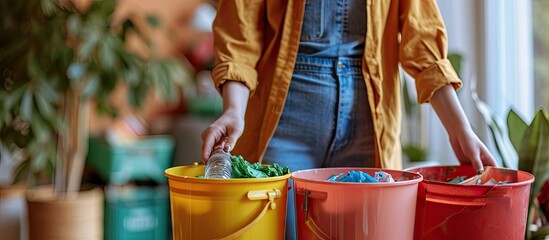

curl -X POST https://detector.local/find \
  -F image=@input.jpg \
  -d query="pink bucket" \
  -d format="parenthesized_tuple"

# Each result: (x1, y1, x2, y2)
(291, 167, 423, 240)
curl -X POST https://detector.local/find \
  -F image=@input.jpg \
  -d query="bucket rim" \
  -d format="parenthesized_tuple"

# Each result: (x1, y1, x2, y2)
(164, 165, 291, 183)
(290, 167, 423, 186)
(404, 165, 536, 187)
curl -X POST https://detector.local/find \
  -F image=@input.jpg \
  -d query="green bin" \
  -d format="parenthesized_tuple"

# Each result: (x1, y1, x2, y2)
(87, 135, 175, 184)
(104, 185, 170, 240)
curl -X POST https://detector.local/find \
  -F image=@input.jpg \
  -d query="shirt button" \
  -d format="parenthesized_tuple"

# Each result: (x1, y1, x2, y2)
(338, 61, 345, 69)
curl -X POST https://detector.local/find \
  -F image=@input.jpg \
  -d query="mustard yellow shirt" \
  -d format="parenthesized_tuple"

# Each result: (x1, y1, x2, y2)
(211, 0, 461, 169)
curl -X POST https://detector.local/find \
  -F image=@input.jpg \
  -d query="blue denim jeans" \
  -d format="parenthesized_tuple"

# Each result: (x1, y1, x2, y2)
(299, 0, 366, 57)
(262, 55, 375, 240)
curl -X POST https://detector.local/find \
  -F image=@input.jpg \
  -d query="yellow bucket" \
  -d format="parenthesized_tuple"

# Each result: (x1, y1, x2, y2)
(164, 164, 290, 240)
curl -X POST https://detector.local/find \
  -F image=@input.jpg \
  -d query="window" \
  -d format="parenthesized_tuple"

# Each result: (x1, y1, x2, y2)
(533, 0, 549, 111)
(484, 0, 534, 118)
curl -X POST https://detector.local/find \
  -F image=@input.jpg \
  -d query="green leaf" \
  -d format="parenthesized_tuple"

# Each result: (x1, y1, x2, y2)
(517, 109, 549, 174)
(30, 149, 48, 173)
(402, 144, 427, 162)
(27, 54, 42, 80)
(20, 89, 33, 122)
(99, 40, 118, 70)
(448, 53, 463, 79)
(49, 114, 66, 134)
(13, 159, 30, 185)
(156, 63, 176, 100)
(507, 109, 528, 152)
(34, 91, 55, 120)
(37, 80, 60, 102)
(96, 98, 117, 118)
(40, 0, 58, 16)
(78, 34, 98, 60)
(170, 61, 193, 88)
(3, 86, 25, 110)
(0, 119, 4, 130)
(518, 109, 549, 240)
(45, 149, 56, 177)
(127, 82, 148, 107)
(125, 68, 140, 86)
(30, 117, 51, 143)
(471, 92, 518, 168)
(67, 14, 81, 37)
(82, 74, 100, 98)
(57, 46, 74, 71)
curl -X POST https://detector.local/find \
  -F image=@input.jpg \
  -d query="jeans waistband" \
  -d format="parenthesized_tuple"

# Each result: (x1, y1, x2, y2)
(294, 55, 363, 73)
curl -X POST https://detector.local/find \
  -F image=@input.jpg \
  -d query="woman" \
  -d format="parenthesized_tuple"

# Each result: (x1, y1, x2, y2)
(202, 0, 496, 238)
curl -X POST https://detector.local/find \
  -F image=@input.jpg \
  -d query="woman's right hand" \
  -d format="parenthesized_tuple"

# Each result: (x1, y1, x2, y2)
(201, 110, 244, 163)
(201, 80, 250, 163)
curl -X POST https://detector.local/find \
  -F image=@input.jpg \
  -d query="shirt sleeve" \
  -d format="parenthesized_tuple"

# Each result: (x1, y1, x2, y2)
(211, 0, 266, 96)
(398, 0, 462, 103)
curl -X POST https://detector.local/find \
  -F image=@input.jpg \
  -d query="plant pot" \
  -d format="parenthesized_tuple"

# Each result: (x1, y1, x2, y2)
(0, 185, 27, 240)
(26, 186, 103, 240)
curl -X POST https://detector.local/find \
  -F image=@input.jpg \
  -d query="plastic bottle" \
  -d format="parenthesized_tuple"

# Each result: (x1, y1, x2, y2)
(204, 149, 232, 178)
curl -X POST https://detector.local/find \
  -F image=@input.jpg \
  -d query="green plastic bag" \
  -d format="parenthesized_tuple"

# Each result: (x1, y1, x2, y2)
(230, 155, 290, 178)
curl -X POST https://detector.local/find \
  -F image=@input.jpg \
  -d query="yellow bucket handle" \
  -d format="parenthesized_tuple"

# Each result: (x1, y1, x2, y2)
(297, 188, 332, 240)
(216, 189, 282, 240)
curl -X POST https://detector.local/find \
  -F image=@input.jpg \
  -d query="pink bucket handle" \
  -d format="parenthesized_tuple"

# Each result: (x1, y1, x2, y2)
(305, 217, 332, 240)
(296, 188, 333, 240)
(296, 188, 328, 200)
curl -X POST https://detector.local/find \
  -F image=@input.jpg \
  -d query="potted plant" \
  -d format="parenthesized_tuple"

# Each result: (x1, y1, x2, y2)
(0, 0, 188, 239)
(507, 108, 549, 239)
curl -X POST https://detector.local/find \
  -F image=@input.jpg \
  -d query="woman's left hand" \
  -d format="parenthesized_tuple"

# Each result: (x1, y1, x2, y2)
(448, 128, 497, 172)
(430, 85, 498, 172)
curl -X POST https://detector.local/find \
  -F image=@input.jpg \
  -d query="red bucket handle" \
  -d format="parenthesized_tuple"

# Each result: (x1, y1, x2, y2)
(425, 191, 487, 207)
(424, 183, 515, 207)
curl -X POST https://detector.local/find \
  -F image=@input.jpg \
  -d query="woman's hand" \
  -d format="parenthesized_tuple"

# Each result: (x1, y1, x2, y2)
(430, 85, 497, 172)
(448, 128, 497, 172)
(201, 110, 244, 162)
(201, 81, 250, 162)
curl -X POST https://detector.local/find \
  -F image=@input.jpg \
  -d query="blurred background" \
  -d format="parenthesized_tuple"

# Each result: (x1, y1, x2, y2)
(403, 0, 546, 168)
(0, 0, 548, 239)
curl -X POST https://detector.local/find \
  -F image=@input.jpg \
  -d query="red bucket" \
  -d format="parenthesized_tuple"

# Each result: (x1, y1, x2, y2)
(406, 165, 534, 240)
